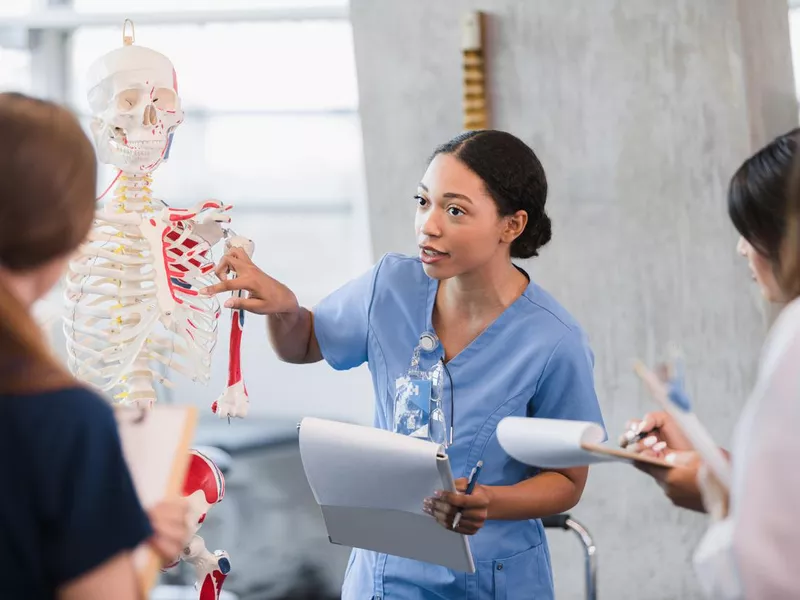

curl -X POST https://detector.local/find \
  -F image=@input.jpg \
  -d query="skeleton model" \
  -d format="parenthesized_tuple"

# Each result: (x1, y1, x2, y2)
(62, 22, 250, 600)
(164, 450, 230, 599)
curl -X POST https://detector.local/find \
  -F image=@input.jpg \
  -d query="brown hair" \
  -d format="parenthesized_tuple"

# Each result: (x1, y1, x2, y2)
(0, 92, 97, 393)
(782, 154, 800, 299)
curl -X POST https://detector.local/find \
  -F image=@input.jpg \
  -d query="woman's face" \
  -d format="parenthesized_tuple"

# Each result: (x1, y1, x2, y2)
(414, 153, 524, 280)
(737, 236, 785, 302)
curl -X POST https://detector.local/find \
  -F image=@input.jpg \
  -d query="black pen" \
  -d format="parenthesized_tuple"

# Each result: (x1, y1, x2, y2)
(619, 426, 660, 449)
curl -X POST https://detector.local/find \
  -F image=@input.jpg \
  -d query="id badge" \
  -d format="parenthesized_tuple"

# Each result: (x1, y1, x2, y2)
(393, 376, 432, 439)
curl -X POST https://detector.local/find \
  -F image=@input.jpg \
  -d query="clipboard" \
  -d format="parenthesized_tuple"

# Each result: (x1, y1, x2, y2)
(297, 417, 476, 573)
(114, 405, 198, 595)
(497, 417, 672, 469)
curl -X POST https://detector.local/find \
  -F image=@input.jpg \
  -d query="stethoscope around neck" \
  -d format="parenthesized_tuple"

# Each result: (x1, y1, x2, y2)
(412, 332, 455, 447)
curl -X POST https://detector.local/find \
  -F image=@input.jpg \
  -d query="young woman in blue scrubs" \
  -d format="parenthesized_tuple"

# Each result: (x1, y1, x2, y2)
(206, 130, 605, 599)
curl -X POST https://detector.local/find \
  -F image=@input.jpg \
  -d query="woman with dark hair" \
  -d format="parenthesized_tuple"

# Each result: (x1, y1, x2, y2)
(205, 129, 604, 598)
(728, 128, 800, 302)
(622, 128, 800, 598)
(0, 92, 188, 600)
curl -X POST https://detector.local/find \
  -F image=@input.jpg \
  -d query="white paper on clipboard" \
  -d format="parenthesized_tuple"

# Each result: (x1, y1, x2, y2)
(298, 417, 475, 573)
(114, 405, 197, 594)
(496, 417, 672, 469)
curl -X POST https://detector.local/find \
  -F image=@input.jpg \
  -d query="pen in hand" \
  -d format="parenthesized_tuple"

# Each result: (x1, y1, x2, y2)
(619, 425, 662, 450)
(452, 460, 483, 530)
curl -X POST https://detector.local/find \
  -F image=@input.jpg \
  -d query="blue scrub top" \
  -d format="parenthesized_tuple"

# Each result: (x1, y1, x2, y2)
(314, 253, 605, 600)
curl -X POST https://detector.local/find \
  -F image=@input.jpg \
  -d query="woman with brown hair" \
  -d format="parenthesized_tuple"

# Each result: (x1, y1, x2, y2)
(0, 92, 188, 600)
(624, 129, 800, 598)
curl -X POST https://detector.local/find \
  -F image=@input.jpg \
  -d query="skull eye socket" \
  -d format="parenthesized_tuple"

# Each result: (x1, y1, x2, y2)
(116, 89, 142, 112)
(151, 87, 177, 111)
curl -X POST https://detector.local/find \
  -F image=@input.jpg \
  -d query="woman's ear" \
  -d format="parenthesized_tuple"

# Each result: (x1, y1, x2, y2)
(501, 210, 528, 244)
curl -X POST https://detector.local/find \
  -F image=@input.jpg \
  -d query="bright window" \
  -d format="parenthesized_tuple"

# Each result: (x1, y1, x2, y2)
(73, 0, 346, 13)
(0, 47, 32, 93)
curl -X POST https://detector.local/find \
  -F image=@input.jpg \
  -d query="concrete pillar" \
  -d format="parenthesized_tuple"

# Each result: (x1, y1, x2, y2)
(350, 1, 797, 597)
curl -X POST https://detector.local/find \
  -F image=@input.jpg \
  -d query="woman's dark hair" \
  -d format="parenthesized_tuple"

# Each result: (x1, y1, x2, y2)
(429, 130, 550, 259)
(728, 128, 800, 267)
(0, 92, 97, 393)
(782, 147, 800, 299)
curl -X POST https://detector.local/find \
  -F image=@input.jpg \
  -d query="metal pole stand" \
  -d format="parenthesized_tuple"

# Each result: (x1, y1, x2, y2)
(541, 514, 597, 600)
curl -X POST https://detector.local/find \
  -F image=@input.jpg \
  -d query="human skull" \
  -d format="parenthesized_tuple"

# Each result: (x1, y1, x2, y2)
(86, 42, 184, 173)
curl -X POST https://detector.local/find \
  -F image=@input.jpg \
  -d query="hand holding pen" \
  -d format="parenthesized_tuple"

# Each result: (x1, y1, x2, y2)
(619, 357, 694, 458)
(618, 411, 693, 457)
(423, 460, 489, 535)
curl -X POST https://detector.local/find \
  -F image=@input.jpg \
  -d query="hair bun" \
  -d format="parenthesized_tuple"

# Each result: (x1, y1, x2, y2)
(511, 212, 551, 259)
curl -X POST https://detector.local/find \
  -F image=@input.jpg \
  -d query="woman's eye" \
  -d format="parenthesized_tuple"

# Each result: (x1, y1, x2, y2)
(447, 206, 464, 217)
(414, 195, 428, 206)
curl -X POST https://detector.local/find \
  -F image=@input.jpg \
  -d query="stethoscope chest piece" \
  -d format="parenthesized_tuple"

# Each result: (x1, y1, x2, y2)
(418, 332, 439, 353)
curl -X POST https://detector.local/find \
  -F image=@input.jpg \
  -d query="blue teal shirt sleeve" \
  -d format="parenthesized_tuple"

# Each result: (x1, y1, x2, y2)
(531, 327, 605, 434)
(39, 388, 153, 585)
(312, 255, 386, 371)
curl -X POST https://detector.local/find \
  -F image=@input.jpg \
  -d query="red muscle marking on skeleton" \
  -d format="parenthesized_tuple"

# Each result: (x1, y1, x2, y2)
(166, 202, 224, 223)
(199, 569, 227, 600)
(228, 309, 243, 388)
(179, 451, 231, 599)
(183, 449, 225, 507)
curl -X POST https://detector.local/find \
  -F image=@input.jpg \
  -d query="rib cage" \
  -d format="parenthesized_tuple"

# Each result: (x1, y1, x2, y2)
(63, 172, 225, 406)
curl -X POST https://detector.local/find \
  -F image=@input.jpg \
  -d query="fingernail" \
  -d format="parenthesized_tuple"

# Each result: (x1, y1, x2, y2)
(224, 299, 234, 308)
(199, 288, 209, 296)
(652, 441, 667, 453)
(434, 490, 443, 497)
(643, 436, 658, 448)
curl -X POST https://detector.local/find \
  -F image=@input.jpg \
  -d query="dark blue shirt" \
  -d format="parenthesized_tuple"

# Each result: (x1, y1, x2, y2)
(1, 386, 153, 598)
